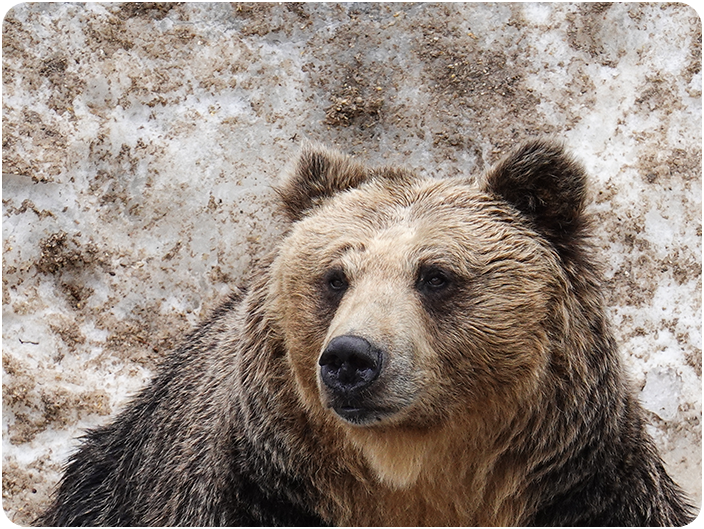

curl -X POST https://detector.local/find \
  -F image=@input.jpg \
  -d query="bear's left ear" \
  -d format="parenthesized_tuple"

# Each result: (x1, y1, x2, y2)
(276, 143, 370, 222)
(481, 140, 589, 254)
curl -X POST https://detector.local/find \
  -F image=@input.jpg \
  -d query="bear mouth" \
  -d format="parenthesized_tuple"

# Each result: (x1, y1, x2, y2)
(331, 404, 387, 425)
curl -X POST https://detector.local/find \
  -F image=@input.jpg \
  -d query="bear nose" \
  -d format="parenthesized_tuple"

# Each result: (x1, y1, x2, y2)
(319, 335, 382, 394)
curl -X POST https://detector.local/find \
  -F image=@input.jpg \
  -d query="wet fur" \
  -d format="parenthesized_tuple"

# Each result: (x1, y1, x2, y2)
(38, 141, 694, 526)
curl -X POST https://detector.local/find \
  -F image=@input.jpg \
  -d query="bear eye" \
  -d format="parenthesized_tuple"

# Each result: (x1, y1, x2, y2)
(317, 269, 349, 319)
(325, 269, 348, 292)
(417, 266, 452, 294)
(426, 272, 447, 288)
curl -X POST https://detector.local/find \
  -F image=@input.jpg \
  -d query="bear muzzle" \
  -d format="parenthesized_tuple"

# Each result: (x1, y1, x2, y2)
(319, 335, 385, 424)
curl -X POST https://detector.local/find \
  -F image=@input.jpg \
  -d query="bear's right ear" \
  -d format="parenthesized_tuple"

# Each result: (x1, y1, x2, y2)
(275, 143, 370, 222)
(481, 140, 589, 257)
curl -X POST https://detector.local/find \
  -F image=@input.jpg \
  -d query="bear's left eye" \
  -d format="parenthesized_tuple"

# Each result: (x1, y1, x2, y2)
(417, 266, 452, 294)
(426, 273, 447, 288)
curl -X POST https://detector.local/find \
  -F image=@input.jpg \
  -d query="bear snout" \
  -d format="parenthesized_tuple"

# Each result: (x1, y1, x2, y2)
(318, 335, 387, 423)
(319, 335, 382, 393)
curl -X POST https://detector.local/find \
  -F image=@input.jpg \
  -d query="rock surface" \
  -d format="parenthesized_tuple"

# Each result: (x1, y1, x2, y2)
(2, 3, 701, 524)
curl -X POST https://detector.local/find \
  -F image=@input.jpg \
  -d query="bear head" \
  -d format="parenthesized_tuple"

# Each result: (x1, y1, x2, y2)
(270, 140, 591, 487)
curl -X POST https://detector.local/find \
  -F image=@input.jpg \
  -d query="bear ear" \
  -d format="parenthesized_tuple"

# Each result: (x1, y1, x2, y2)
(276, 143, 370, 222)
(481, 140, 589, 253)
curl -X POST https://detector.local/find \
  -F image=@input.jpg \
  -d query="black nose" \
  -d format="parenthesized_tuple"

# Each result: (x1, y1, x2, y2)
(319, 335, 382, 394)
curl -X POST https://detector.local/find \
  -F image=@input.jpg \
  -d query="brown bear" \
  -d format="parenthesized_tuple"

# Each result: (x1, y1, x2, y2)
(37, 140, 694, 526)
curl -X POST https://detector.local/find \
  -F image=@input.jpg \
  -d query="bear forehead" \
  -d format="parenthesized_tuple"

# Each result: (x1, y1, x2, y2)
(285, 177, 549, 274)
(300, 177, 508, 234)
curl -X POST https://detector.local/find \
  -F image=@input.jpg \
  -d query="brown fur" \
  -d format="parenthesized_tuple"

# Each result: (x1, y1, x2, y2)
(269, 152, 562, 524)
(38, 140, 693, 527)
(269, 140, 692, 525)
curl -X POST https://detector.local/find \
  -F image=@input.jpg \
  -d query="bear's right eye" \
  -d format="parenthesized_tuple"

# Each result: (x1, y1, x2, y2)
(324, 270, 348, 293)
(316, 269, 349, 319)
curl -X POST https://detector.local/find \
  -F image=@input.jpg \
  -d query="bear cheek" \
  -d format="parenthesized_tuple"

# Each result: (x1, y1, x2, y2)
(273, 274, 334, 415)
(282, 317, 327, 414)
(428, 288, 554, 412)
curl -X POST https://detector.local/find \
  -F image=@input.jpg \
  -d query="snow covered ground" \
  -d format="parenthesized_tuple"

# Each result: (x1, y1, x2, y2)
(2, 3, 701, 524)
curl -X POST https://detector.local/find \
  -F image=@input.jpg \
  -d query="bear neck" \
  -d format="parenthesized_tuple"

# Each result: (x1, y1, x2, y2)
(328, 416, 537, 526)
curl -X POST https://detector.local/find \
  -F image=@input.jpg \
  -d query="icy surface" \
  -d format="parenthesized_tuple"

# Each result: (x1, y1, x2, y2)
(2, 3, 701, 524)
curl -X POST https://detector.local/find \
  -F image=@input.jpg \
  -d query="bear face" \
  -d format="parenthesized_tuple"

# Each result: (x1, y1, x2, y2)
(271, 142, 586, 488)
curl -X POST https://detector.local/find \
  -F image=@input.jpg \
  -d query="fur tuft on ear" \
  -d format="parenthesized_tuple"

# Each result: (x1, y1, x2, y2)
(482, 140, 590, 255)
(276, 143, 370, 222)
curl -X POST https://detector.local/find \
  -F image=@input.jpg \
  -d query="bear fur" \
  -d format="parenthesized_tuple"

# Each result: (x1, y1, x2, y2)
(37, 140, 694, 526)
